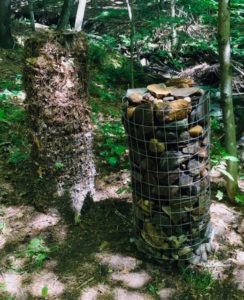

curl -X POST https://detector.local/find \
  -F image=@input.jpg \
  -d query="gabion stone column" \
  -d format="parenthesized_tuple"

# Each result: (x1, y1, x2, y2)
(122, 79, 211, 261)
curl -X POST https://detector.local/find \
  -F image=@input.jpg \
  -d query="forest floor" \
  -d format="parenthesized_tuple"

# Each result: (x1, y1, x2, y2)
(0, 28, 244, 299)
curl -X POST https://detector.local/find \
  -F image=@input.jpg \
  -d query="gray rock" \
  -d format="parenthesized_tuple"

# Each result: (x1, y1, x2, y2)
(132, 182, 152, 199)
(132, 171, 143, 182)
(160, 151, 191, 171)
(191, 178, 209, 195)
(163, 96, 174, 101)
(155, 129, 175, 142)
(205, 242, 212, 254)
(179, 173, 193, 186)
(126, 88, 147, 98)
(143, 172, 157, 185)
(179, 131, 191, 143)
(133, 103, 154, 126)
(189, 109, 197, 125)
(164, 118, 189, 131)
(201, 250, 208, 262)
(196, 243, 206, 256)
(182, 142, 200, 154)
(152, 185, 181, 198)
(188, 159, 205, 176)
(190, 254, 201, 265)
(140, 158, 157, 171)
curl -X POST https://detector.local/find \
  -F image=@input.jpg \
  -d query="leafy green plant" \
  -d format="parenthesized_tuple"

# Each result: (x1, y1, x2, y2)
(18, 237, 58, 271)
(54, 162, 65, 169)
(26, 238, 50, 269)
(216, 190, 224, 201)
(211, 140, 228, 165)
(41, 286, 49, 298)
(116, 185, 132, 195)
(97, 121, 127, 169)
(148, 283, 160, 299)
(0, 283, 6, 289)
(0, 221, 6, 233)
(181, 267, 215, 292)
(7, 147, 29, 164)
(235, 193, 244, 204)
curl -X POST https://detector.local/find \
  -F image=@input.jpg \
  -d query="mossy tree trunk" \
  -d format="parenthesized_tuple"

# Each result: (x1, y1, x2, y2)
(0, 0, 14, 49)
(28, 0, 35, 31)
(23, 31, 95, 219)
(57, 0, 74, 30)
(218, 0, 238, 201)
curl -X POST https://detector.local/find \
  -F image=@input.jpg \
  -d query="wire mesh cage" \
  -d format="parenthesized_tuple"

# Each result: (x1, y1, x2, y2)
(122, 81, 211, 261)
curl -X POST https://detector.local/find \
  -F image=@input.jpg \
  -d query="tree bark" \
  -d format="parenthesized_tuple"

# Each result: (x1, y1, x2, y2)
(23, 32, 95, 219)
(170, 0, 177, 51)
(126, 0, 135, 88)
(218, 0, 238, 201)
(0, 0, 14, 49)
(75, 0, 87, 31)
(28, 0, 35, 31)
(57, 0, 74, 30)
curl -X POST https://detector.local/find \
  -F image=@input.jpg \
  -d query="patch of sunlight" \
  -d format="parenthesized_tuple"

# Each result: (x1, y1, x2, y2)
(80, 284, 111, 300)
(28, 212, 60, 231)
(96, 252, 140, 272)
(28, 270, 65, 298)
(0, 272, 25, 298)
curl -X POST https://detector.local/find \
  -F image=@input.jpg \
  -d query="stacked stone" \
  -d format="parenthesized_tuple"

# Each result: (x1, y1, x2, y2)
(122, 78, 211, 261)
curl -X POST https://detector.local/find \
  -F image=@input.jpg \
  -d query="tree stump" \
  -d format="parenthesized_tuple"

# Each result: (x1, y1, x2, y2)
(23, 31, 95, 219)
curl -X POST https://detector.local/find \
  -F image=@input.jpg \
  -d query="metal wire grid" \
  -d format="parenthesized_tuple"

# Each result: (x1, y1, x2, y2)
(122, 90, 211, 261)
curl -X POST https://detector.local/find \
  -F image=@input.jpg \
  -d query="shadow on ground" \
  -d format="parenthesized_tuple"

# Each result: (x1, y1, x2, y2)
(0, 195, 243, 300)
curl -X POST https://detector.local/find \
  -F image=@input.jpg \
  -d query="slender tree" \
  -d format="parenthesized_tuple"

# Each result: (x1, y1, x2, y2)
(28, 0, 35, 32)
(126, 0, 135, 88)
(57, 0, 74, 30)
(218, 0, 238, 201)
(74, 0, 87, 31)
(0, 0, 14, 48)
(170, 0, 177, 52)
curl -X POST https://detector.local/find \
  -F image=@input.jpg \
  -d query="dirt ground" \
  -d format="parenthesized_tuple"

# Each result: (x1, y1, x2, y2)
(0, 168, 244, 299)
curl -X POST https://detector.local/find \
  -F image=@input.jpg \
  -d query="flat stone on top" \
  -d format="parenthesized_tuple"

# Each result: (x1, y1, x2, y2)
(147, 84, 203, 99)
(126, 88, 147, 98)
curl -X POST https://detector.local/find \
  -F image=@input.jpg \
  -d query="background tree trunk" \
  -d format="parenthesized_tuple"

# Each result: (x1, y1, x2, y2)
(28, 0, 35, 31)
(0, 0, 14, 49)
(23, 32, 95, 219)
(218, 0, 238, 201)
(75, 0, 87, 31)
(170, 0, 177, 51)
(126, 0, 135, 88)
(57, 0, 74, 30)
